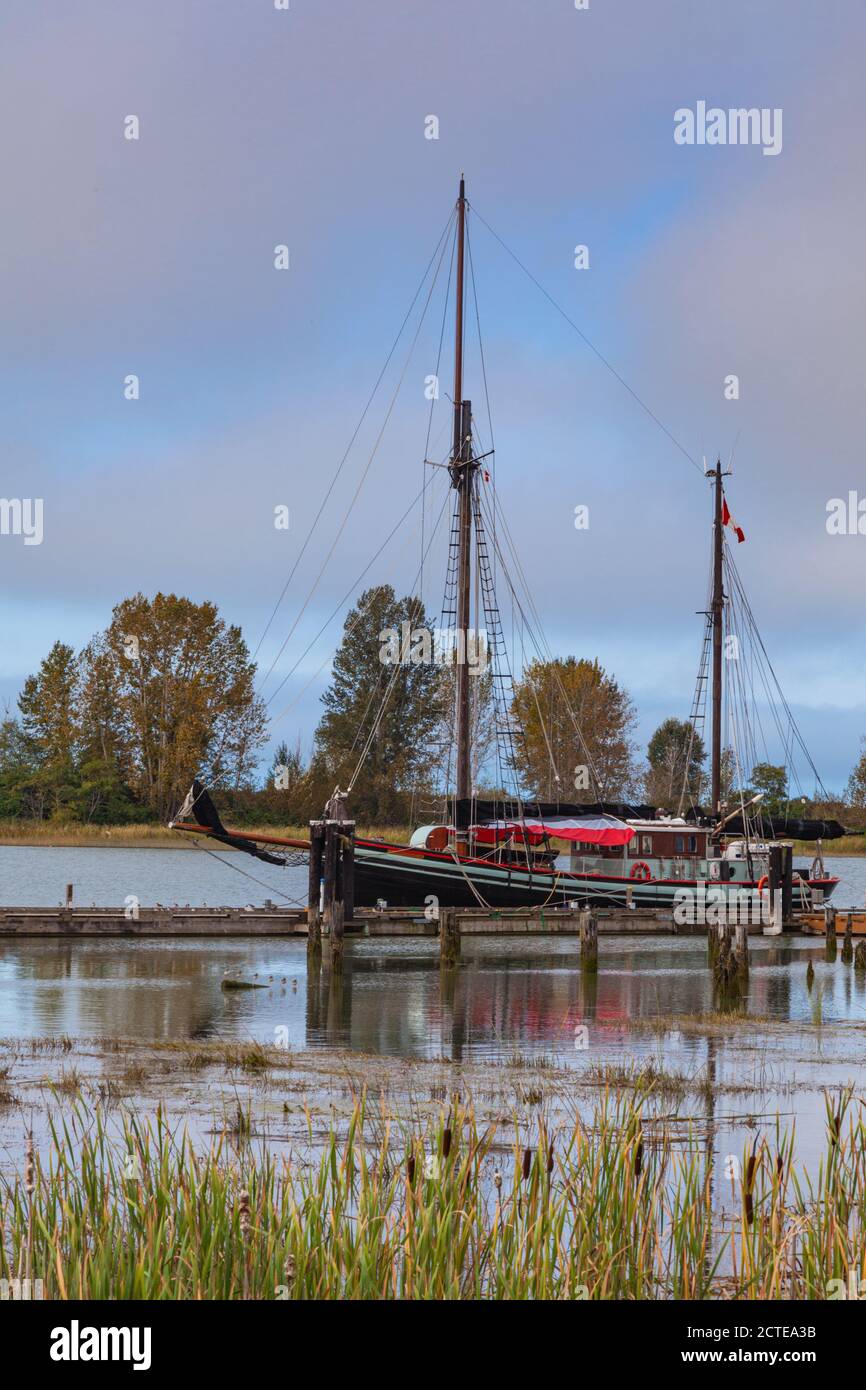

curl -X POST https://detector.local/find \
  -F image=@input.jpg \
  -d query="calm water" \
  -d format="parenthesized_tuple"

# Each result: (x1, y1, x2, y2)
(0, 922, 865, 1051)
(1, 845, 864, 911)
(2, 847, 866, 1175)
(0, 845, 864, 1064)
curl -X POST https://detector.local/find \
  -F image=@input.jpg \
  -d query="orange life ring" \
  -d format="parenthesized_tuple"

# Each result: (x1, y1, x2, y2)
(630, 861, 652, 881)
(757, 875, 769, 895)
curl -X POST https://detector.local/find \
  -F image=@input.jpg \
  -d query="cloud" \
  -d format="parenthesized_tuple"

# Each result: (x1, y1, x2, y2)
(2, 0, 864, 788)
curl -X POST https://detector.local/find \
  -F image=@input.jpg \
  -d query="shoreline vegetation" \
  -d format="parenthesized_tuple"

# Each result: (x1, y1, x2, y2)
(0, 821, 411, 849)
(0, 821, 863, 855)
(2, 1033, 866, 1299)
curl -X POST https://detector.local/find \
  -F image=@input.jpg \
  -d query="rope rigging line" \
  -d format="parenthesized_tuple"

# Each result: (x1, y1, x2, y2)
(267, 467, 451, 724)
(723, 542, 829, 804)
(258, 211, 458, 700)
(475, 480, 606, 797)
(251, 208, 457, 671)
(420, 221, 457, 599)
(343, 477, 456, 795)
(175, 829, 308, 907)
(467, 200, 704, 478)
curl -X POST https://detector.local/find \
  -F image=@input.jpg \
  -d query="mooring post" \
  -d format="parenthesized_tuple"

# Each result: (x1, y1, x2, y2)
(307, 820, 325, 951)
(65, 883, 73, 909)
(841, 912, 854, 965)
(824, 904, 837, 962)
(734, 921, 749, 979)
(322, 821, 346, 969)
(780, 845, 794, 926)
(707, 919, 718, 964)
(580, 910, 598, 973)
(439, 906, 461, 966)
(341, 822, 355, 924)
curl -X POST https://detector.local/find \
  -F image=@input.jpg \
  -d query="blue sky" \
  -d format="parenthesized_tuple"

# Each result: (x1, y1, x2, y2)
(1, 0, 865, 793)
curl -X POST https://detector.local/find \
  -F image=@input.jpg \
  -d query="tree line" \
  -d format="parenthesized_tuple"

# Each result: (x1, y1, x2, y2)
(2, 583, 865, 830)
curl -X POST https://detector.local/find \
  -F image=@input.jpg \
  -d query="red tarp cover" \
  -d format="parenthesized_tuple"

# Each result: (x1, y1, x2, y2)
(481, 816, 635, 847)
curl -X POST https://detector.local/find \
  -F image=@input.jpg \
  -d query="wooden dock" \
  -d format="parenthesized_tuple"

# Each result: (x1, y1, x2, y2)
(0, 904, 771, 938)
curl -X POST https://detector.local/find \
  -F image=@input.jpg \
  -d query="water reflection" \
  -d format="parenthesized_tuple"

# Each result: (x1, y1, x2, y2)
(2, 936, 866, 1064)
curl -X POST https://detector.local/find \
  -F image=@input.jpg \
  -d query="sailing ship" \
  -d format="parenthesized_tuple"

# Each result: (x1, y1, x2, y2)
(171, 178, 845, 913)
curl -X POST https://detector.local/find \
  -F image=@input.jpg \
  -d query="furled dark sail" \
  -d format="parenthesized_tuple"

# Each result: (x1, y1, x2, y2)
(175, 781, 288, 866)
(459, 798, 658, 824)
(702, 814, 848, 842)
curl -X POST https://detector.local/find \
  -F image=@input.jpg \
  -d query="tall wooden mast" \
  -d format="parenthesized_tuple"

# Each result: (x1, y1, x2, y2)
(709, 459, 724, 813)
(451, 175, 474, 852)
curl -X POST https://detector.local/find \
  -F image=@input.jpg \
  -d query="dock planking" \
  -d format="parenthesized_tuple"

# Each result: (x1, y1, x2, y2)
(0, 904, 776, 938)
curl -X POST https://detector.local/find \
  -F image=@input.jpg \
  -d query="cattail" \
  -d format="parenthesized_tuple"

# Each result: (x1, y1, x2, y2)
(546, 1143, 554, 1175)
(634, 1135, 644, 1178)
(744, 1152, 757, 1225)
(493, 1169, 502, 1191)
(239, 1189, 251, 1240)
(25, 1132, 35, 1199)
(407, 1152, 416, 1184)
(522, 1148, 532, 1181)
(442, 1127, 452, 1159)
(285, 1253, 296, 1285)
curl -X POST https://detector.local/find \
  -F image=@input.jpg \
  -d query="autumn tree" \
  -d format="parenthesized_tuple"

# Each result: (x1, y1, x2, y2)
(77, 593, 267, 821)
(511, 656, 638, 801)
(313, 585, 446, 823)
(645, 717, 706, 810)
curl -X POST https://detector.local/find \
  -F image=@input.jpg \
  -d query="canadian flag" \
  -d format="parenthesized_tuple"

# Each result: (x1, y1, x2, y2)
(722, 496, 745, 543)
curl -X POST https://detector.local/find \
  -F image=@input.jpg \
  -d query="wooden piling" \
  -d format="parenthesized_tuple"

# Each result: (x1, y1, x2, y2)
(579, 910, 598, 973)
(322, 822, 345, 969)
(841, 913, 854, 965)
(439, 907, 461, 966)
(824, 905, 837, 962)
(713, 922, 742, 993)
(707, 919, 720, 965)
(307, 820, 325, 952)
(855, 940, 866, 971)
(65, 883, 74, 909)
(341, 823, 355, 924)
(734, 922, 749, 980)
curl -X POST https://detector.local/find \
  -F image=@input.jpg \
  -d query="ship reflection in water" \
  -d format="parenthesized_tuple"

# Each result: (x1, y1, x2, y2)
(1, 935, 865, 1064)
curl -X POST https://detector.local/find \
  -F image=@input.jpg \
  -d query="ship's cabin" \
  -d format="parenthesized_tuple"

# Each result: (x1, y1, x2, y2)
(567, 817, 721, 881)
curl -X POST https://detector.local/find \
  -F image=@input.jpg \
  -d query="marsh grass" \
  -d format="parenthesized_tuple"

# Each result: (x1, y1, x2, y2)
(2, 1088, 865, 1299)
(0, 821, 410, 849)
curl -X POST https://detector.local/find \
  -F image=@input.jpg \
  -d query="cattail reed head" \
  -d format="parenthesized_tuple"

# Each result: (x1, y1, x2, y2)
(407, 1152, 416, 1184)
(442, 1127, 452, 1159)
(745, 1153, 757, 1191)
(239, 1189, 251, 1240)
(522, 1148, 532, 1181)
(494, 1169, 502, 1191)
(25, 1131, 35, 1199)
(547, 1144, 554, 1175)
